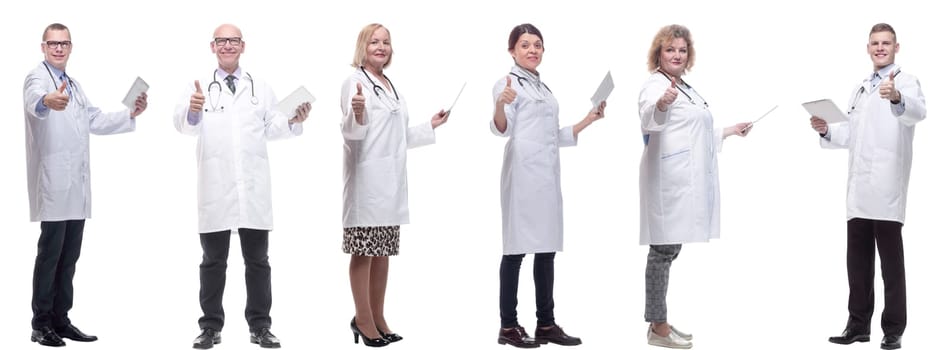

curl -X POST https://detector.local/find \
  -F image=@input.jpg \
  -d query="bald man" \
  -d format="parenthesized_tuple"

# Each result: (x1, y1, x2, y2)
(174, 24, 311, 349)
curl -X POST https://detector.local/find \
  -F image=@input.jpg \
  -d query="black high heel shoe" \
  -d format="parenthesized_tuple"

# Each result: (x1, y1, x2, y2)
(377, 328, 403, 343)
(350, 317, 389, 347)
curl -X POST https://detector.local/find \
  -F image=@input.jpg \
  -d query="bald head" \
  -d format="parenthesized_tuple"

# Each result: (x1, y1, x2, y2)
(214, 23, 242, 39)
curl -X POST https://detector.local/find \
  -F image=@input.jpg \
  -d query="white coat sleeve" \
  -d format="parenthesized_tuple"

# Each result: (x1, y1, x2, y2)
(23, 71, 50, 120)
(341, 77, 369, 140)
(76, 81, 135, 135)
(893, 74, 926, 126)
(638, 78, 672, 132)
(407, 122, 436, 149)
(88, 106, 135, 135)
(261, 84, 299, 140)
(558, 126, 577, 147)
(821, 122, 850, 149)
(174, 84, 201, 136)
(490, 77, 514, 137)
(713, 127, 725, 153)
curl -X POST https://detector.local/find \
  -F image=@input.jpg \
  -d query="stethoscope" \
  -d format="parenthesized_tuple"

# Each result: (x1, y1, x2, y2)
(42, 61, 85, 108)
(360, 66, 400, 109)
(849, 68, 901, 114)
(656, 69, 708, 108)
(360, 66, 398, 98)
(509, 71, 552, 101)
(206, 70, 257, 112)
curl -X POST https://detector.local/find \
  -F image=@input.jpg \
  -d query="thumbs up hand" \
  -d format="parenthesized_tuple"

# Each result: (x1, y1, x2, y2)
(190, 80, 205, 112)
(496, 76, 517, 106)
(43, 81, 70, 111)
(657, 78, 678, 112)
(878, 70, 901, 103)
(351, 82, 366, 125)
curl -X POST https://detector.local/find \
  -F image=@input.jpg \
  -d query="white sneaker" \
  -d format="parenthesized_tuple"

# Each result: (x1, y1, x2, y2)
(647, 326, 693, 349)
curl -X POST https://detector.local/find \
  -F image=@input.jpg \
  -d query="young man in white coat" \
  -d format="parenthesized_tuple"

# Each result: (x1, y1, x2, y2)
(174, 23, 310, 350)
(811, 23, 926, 350)
(23, 23, 148, 347)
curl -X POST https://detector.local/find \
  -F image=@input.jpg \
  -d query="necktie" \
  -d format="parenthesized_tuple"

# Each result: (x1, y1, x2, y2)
(60, 73, 71, 95)
(225, 75, 236, 93)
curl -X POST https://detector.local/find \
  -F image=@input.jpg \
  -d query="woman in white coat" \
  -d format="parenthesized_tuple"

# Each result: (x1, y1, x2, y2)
(638, 24, 751, 349)
(492, 23, 605, 348)
(340, 23, 449, 347)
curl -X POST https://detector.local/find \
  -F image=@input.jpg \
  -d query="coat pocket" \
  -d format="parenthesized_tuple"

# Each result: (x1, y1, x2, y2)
(660, 148, 692, 193)
(40, 152, 71, 192)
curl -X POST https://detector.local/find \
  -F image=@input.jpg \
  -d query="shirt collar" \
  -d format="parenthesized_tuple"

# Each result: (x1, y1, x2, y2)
(216, 67, 242, 82)
(511, 65, 540, 83)
(870, 63, 897, 81)
(44, 61, 66, 79)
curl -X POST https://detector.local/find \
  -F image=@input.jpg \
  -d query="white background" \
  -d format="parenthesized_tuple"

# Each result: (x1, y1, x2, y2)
(1, 1, 946, 349)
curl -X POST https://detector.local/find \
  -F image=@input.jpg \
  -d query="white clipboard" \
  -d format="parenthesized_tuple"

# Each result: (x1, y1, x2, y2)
(802, 99, 848, 123)
(445, 82, 466, 117)
(122, 77, 149, 109)
(590, 71, 613, 107)
(278, 86, 316, 118)
(741, 105, 778, 132)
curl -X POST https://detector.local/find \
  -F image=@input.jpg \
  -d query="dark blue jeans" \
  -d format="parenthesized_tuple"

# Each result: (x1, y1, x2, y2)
(499, 252, 556, 328)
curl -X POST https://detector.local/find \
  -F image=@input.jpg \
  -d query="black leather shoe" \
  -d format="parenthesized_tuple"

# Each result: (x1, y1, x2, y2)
(193, 328, 221, 349)
(498, 326, 540, 348)
(535, 324, 582, 346)
(56, 324, 98, 342)
(250, 328, 281, 348)
(31, 327, 65, 347)
(351, 317, 389, 347)
(377, 328, 403, 343)
(828, 329, 871, 345)
(881, 335, 902, 350)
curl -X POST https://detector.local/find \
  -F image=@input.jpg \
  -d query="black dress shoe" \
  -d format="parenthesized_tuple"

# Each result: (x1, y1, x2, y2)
(351, 317, 389, 347)
(193, 328, 221, 349)
(31, 327, 65, 347)
(535, 324, 582, 346)
(498, 326, 540, 348)
(828, 329, 871, 344)
(881, 335, 902, 350)
(56, 324, 98, 342)
(250, 328, 281, 348)
(377, 328, 403, 343)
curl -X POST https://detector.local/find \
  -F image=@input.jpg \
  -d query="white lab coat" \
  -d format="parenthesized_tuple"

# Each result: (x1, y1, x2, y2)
(491, 66, 576, 255)
(638, 72, 724, 245)
(23, 62, 136, 222)
(821, 65, 926, 224)
(339, 68, 435, 228)
(174, 69, 301, 233)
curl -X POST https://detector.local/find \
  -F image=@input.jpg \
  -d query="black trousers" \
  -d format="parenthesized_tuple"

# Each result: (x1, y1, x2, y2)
(846, 218, 906, 336)
(32, 220, 86, 330)
(499, 252, 555, 329)
(198, 229, 272, 332)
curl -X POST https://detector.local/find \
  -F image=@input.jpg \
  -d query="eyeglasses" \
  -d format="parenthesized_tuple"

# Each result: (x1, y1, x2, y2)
(213, 37, 243, 46)
(44, 41, 72, 49)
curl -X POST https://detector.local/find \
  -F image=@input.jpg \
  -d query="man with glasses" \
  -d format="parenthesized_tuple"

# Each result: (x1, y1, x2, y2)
(174, 23, 311, 349)
(23, 22, 148, 347)
(811, 23, 926, 350)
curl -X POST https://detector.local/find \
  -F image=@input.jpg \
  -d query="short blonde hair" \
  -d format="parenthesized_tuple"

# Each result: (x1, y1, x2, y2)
(646, 24, 695, 72)
(351, 23, 392, 68)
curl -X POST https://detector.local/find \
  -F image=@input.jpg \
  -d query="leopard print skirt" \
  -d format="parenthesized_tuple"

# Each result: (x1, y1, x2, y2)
(342, 226, 400, 256)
